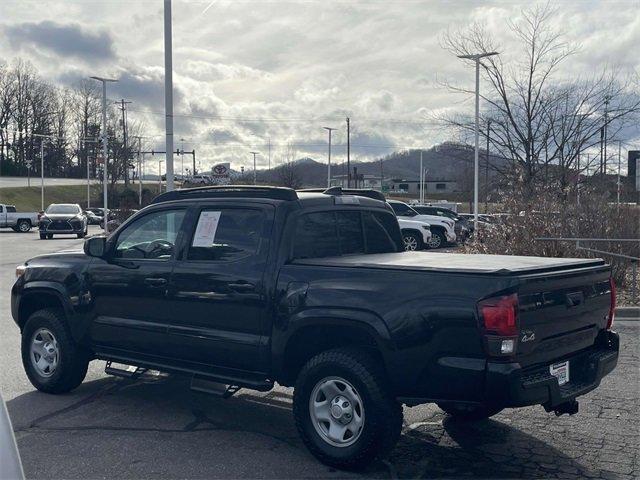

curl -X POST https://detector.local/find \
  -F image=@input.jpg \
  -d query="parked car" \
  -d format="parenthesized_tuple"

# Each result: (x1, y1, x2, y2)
(397, 217, 432, 251)
(387, 200, 457, 248)
(412, 205, 471, 242)
(38, 204, 88, 239)
(85, 208, 105, 226)
(99, 209, 138, 232)
(12, 186, 619, 469)
(0, 204, 40, 233)
(183, 174, 212, 187)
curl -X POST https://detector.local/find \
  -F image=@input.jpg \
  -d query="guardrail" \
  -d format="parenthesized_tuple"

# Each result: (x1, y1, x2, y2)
(534, 237, 639, 303)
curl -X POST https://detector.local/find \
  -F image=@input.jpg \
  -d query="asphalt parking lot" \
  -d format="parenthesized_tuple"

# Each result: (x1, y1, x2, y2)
(0, 227, 638, 479)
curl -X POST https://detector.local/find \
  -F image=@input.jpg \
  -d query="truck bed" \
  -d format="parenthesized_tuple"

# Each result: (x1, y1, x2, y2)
(293, 251, 605, 275)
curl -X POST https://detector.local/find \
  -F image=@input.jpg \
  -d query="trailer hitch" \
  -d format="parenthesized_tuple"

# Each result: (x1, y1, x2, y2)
(546, 400, 579, 416)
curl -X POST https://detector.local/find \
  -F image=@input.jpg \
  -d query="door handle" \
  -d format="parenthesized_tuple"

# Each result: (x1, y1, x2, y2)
(144, 277, 167, 287)
(228, 282, 255, 292)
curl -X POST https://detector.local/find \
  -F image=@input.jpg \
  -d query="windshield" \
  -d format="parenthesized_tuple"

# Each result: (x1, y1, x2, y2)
(46, 205, 80, 215)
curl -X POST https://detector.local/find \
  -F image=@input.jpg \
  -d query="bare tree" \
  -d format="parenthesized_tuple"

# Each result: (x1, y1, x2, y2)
(440, 3, 640, 193)
(276, 143, 303, 189)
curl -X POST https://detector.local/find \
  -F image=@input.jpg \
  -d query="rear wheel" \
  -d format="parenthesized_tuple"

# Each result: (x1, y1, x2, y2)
(17, 219, 31, 232)
(438, 402, 503, 421)
(402, 232, 422, 251)
(21, 309, 89, 394)
(39, 233, 47, 240)
(427, 230, 445, 249)
(293, 348, 402, 469)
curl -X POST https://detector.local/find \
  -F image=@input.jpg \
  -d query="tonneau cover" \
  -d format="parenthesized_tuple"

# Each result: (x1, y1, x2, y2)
(292, 251, 606, 275)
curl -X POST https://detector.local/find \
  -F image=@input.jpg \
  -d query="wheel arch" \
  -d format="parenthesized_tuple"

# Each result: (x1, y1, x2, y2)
(273, 308, 394, 386)
(17, 283, 72, 331)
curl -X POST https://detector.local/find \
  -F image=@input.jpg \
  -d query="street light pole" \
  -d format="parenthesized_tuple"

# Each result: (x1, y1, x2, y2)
(457, 51, 499, 232)
(250, 151, 259, 185)
(164, 0, 175, 192)
(323, 127, 336, 188)
(90, 76, 118, 233)
(40, 140, 45, 210)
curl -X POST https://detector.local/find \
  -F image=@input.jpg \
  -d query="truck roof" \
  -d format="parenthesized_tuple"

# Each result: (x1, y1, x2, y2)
(151, 185, 390, 209)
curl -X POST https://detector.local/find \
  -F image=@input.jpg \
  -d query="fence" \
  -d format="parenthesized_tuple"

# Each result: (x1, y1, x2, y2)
(534, 238, 639, 303)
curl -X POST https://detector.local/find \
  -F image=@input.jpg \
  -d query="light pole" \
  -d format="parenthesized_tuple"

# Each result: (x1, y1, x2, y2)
(90, 76, 118, 233)
(81, 137, 99, 209)
(419, 150, 423, 204)
(457, 51, 499, 231)
(158, 159, 164, 192)
(180, 137, 185, 179)
(164, 0, 175, 192)
(250, 151, 259, 185)
(323, 127, 336, 187)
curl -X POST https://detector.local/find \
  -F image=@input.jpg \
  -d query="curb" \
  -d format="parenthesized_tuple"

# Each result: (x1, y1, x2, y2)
(616, 307, 640, 320)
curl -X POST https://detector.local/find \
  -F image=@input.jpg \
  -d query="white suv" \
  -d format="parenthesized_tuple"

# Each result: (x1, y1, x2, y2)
(397, 218, 432, 251)
(388, 200, 456, 248)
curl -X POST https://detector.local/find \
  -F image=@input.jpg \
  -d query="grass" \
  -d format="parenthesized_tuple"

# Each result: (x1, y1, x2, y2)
(0, 183, 162, 211)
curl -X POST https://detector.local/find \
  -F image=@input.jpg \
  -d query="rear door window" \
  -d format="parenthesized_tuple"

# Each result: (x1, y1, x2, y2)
(187, 208, 266, 262)
(292, 212, 340, 259)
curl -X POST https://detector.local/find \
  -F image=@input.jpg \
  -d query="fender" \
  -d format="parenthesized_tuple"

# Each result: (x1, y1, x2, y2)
(17, 282, 86, 341)
(271, 306, 395, 378)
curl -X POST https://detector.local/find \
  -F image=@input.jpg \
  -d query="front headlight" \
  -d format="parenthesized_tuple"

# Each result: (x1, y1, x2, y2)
(16, 264, 26, 278)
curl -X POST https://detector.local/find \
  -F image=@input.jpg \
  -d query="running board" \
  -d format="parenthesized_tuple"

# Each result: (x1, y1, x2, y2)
(190, 376, 241, 398)
(105, 361, 147, 379)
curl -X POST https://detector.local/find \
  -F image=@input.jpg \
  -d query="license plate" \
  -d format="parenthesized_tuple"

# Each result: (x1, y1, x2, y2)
(550, 361, 570, 386)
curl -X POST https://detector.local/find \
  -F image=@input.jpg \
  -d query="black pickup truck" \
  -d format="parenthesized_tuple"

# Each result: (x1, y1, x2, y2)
(11, 186, 619, 468)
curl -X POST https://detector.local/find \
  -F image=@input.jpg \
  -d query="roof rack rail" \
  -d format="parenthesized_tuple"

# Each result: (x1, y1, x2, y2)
(303, 186, 386, 202)
(151, 185, 298, 204)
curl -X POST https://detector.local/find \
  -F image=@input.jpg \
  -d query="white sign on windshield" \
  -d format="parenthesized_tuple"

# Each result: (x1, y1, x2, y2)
(192, 211, 222, 247)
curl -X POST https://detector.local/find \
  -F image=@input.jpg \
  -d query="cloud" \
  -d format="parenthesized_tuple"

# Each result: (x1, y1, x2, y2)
(4, 21, 115, 63)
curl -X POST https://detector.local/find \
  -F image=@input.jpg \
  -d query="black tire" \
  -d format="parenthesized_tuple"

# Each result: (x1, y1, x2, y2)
(39, 233, 47, 240)
(47, 234, 53, 239)
(427, 230, 446, 249)
(21, 309, 89, 394)
(293, 348, 403, 470)
(16, 219, 31, 232)
(437, 402, 503, 421)
(402, 232, 422, 251)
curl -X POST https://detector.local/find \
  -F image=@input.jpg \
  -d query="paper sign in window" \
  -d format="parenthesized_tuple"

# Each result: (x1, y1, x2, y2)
(192, 211, 222, 247)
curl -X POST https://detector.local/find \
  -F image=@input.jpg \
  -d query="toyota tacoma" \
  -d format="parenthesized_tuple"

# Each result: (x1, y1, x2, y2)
(12, 186, 619, 469)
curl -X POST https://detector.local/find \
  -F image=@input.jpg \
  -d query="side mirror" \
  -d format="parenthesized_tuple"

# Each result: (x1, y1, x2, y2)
(84, 236, 107, 258)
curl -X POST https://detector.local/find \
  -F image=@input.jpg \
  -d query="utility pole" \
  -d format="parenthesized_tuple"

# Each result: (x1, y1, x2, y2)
(323, 127, 336, 188)
(346, 117, 351, 187)
(603, 95, 610, 175)
(40, 139, 45, 210)
(485, 120, 491, 211)
(250, 151, 259, 185)
(617, 140, 622, 205)
(419, 150, 423, 204)
(164, 0, 175, 191)
(115, 99, 132, 185)
(90, 76, 117, 232)
(268, 138, 271, 170)
(180, 137, 185, 179)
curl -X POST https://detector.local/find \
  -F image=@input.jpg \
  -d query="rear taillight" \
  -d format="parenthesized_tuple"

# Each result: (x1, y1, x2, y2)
(478, 293, 519, 356)
(479, 294, 518, 336)
(607, 278, 616, 330)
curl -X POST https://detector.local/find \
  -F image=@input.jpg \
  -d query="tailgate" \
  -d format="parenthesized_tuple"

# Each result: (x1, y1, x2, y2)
(515, 265, 612, 368)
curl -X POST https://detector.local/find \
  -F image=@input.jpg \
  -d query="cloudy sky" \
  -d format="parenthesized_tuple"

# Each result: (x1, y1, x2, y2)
(1, 0, 638, 173)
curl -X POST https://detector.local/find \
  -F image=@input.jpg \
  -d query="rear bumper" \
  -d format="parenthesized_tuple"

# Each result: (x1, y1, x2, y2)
(485, 331, 619, 409)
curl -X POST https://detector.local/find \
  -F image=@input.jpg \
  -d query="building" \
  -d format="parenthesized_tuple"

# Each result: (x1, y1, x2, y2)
(384, 178, 458, 195)
(330, 174, 383, 190)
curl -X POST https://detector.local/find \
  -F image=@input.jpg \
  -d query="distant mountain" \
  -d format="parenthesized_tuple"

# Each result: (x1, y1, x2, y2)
(254, 142, 505, 187)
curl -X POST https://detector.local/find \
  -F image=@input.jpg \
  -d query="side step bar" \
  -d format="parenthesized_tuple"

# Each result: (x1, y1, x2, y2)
(190, 376, 241, 398)
(105, 361, 147, 379)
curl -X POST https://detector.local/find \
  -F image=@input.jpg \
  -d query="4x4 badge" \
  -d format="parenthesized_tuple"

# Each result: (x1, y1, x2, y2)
(521, 331, 536, 343)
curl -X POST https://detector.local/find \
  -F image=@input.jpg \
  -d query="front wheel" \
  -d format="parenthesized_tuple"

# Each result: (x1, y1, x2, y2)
(437, 402, 503, 421)
(21, 309, 89, 394)
(293, 348, 402, 470)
